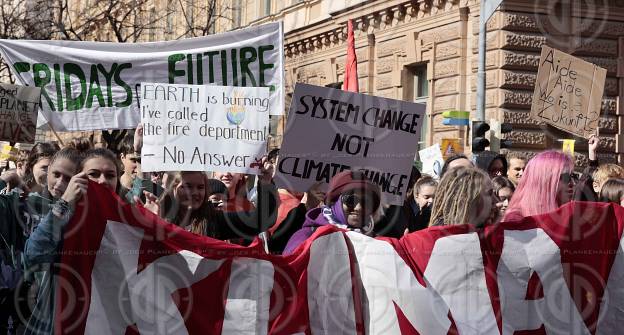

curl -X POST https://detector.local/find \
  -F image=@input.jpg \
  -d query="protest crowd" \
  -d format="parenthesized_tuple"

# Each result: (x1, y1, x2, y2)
(0, 6, 622, 335)
(0, 122, 623, 333)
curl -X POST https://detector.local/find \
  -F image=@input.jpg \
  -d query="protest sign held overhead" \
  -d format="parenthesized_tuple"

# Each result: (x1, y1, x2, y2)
(140, 83, 269, 174)
(0, 83, 40, 143)
(440, 138, 462, 160)
(419, 144, 444, 179)
(0, 22, 284, 132)
(274, 83, 425, 205)
(530, 45, 607, 138)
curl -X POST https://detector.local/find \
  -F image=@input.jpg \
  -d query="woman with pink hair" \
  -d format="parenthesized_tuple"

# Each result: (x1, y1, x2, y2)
(503, 150, 576, 221)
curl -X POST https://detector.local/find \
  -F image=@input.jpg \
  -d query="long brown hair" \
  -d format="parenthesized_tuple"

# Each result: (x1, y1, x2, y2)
(24, 142, 60, 186)
(160, 171, 216, 237)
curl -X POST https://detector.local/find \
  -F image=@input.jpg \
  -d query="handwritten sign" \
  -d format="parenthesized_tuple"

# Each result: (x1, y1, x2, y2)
(0, 83, 40, 143)
(418, 144, 444, 179)
(530, 45, 607, 138)
(274, 83, 425, 205)
(140, 83, 269, 174)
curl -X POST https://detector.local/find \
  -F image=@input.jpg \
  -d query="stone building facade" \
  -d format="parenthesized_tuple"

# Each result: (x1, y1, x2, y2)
(247, 0, 624, 164)
(25, 0, 624, 164)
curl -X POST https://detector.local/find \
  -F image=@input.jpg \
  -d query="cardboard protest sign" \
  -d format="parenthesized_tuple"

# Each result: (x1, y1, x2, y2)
(274, 83, 425, 205)
(0, 143, 17, 160)
(530, 45, 607, 138)
(419, 144, 444, 179)
(0, 83, 40, 143)
(140, 83, 269, 174)
(0, 22, 283, 132)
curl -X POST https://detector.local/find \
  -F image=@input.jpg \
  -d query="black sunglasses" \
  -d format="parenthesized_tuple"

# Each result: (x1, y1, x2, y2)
(560, 172, 578, 184)
(341, 193, 376, 210)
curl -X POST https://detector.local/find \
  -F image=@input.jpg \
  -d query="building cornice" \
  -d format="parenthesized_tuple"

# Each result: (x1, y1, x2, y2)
(284, 0, 476, 59)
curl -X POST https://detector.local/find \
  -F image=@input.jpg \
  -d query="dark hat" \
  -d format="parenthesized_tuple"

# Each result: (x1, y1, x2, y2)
(325, 170, 381, 208)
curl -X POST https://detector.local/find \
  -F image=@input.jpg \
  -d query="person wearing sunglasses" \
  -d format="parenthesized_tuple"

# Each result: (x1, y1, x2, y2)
(503, 150, 576, 222)
(283, 170, 381, 255)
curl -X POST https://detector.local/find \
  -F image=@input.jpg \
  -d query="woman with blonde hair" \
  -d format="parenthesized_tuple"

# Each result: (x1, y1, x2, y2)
(599, 178, 624, 206)
(429, 166, 498, 227)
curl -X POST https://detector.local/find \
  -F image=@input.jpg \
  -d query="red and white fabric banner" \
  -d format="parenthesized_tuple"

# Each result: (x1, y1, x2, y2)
(56, 183, 624, 334)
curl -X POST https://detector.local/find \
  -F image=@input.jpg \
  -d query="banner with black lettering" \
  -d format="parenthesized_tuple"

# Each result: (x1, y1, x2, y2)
(0, 22, 284, 132)
(274, 83, 426, 205)
(54, 182, 624, 334)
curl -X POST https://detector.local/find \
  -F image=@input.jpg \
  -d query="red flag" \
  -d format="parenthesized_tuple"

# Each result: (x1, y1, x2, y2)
(54, 181, 624, 334)
(342, 19, 359, 92)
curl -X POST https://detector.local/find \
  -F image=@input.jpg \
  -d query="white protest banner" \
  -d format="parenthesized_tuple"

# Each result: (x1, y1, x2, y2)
(530, 45, 607, 138)
(419, 144, 444, 179)
(0, 22, 283, 132)
(140, 83, 269, 174)
(274, 83, 425, 205)
(0, 83, 40, 143)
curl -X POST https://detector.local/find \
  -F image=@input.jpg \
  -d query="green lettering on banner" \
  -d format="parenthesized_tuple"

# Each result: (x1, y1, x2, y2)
(186, 54, 193, 84)
(204, 51, 219, 83)
(86, 65, 105, 108)
(196, 53, 204, 85)
(63, 63, 86, 111)
(14, 62, 30, 74)
(168, 54, 185, 83)
(53, 64, 64, 110)
(230, 49, 238, 86)
(258, 45, 274, 88)
(239, 47, 257, 86)
(31, 63, 55, 111)
(114, 63, 133, 107)
(97, 63, 118, 107)
(220, 50, 228, 85)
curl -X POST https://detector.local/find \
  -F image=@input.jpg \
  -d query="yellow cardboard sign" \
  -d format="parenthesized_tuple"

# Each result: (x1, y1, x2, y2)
(0, 144, 17, 160)
(562, 139, 575, 157)
(440, 138, 462, 160)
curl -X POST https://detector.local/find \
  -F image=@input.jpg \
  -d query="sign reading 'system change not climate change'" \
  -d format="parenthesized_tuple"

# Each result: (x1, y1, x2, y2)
(140, 83, 269, 174)
(530, 45, 607, 138)
(275, 83, 425, 205)
(0, 22, 283, 132)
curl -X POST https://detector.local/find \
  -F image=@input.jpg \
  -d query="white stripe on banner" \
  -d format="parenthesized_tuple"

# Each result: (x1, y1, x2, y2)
(597, 233, 624, 334)
(346, 232, 450, 335)
(222, 258, 274, 335)
(307, 232, 357, 335)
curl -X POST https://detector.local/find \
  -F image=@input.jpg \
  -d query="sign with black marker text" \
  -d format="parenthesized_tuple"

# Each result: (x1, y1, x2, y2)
(530, 45, 606, 138)
(275, 83, 425, 205)
(140, 83, 269, 174)
(0, 83, 40, 143)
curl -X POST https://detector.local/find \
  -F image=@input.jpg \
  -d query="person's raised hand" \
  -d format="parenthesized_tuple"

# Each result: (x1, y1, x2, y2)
(134, 123, 144, 153)
(303, 181, 325, 209)
(135, 190, 160, 215)
(61, 172, 88, 205)
(588, 134, 599, 161)
(258, 156, 274, 184)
